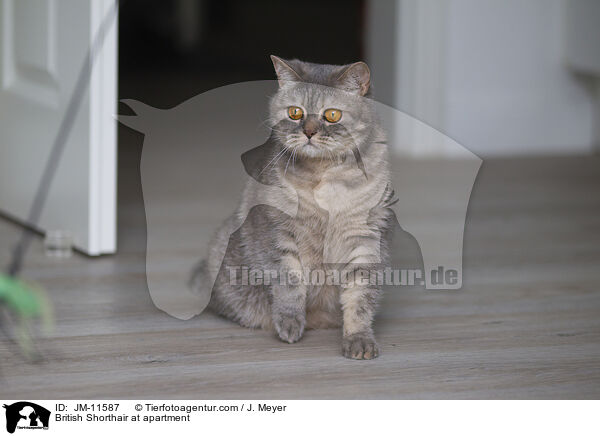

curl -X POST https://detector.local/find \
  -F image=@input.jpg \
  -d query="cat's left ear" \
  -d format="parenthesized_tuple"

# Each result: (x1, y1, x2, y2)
(337, 62, 371, 96)
(270, 55, 302, 87)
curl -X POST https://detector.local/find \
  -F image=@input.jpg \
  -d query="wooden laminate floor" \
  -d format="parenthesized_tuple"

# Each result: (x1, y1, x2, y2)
(1, 134, 599, 398)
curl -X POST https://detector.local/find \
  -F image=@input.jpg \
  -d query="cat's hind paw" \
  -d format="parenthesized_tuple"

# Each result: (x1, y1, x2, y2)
(342, 333, 380, 360)
(274, 312, 305, 344)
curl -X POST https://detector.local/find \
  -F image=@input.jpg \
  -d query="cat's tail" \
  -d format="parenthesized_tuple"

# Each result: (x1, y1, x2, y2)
(189, 259, 208, 296)
(188, 258, 217, 315)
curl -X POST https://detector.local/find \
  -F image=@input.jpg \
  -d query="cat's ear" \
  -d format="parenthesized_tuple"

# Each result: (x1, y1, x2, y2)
(336, 61, 371, 96)
(270, 55, 302, 87)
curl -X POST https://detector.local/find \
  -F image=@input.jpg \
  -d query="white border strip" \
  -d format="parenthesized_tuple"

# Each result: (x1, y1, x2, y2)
(0, 400, 597, 436)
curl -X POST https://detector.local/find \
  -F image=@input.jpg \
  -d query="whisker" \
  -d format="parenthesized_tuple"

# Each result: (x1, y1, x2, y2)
(292, 147, 298, 170)
(270, 154, 287, 173)
(284, 149, 294, 176)
(258, 147, 288, 175)
(326, 147, 335, 164)
(257, 116, 284, 129)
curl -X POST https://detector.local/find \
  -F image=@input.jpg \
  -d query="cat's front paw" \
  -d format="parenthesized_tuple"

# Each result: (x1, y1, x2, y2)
(273, 312, 305, 343)
(342, 333, 379, 360)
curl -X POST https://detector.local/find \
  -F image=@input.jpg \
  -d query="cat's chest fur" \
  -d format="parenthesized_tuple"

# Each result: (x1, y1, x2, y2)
(284, 163, 373, 268)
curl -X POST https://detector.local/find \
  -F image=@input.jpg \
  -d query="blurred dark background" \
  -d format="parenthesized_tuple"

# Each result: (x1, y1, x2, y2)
(119, 0, 599, 157)
(119, 0, 366, 106)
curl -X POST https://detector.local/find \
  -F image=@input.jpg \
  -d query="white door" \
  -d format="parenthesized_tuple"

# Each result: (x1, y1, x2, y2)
(0, 0, 117, 255)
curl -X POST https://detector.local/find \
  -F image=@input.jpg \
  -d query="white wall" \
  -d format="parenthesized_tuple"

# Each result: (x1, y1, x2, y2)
(367, 0, 598, 158)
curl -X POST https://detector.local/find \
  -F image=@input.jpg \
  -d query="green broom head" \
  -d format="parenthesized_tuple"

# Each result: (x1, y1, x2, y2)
(0, 273, 53, 358)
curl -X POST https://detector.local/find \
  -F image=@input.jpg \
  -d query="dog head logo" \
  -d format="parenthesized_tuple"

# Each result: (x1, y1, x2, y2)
(117, 80, 481, 320)
(3, 402, 50, 433)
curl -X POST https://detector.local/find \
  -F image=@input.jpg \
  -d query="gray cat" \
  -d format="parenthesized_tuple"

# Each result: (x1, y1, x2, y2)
(193, 56, 394, 359)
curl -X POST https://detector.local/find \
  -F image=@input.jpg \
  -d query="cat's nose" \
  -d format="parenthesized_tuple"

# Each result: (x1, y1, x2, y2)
(303, 117, 319, 139)
(304, 129, 316, 139)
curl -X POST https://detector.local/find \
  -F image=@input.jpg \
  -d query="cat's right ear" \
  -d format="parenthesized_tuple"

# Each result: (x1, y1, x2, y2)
(270, 55, 302, 87)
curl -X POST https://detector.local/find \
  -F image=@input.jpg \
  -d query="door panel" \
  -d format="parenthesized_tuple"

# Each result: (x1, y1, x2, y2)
(0, 0, 117, 255)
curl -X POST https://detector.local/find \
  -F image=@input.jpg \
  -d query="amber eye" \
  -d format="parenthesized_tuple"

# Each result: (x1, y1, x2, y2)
(323, 108, 342, 123)
(288, 106, 304, 120)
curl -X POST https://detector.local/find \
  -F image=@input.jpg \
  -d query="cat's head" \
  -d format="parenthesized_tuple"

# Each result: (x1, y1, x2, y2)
(268, 55, 375, 159)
